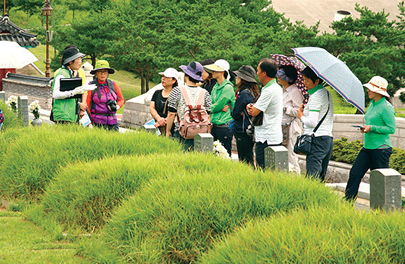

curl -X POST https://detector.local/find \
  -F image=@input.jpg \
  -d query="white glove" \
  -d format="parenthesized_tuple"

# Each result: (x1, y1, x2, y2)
(116, 105, 120, 111)
(71, 84, 97, 95)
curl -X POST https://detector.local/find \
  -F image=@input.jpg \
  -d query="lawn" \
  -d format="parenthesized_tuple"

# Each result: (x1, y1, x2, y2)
(0, 209, 88, 264)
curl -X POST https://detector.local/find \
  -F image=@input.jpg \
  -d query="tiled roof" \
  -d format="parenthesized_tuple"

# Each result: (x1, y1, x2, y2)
(0, 15, 40, 48)
(3, 73, 51, 87)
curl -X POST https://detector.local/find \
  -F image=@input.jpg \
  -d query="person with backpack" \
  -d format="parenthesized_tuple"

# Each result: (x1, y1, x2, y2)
(231, 65, 259, 166)
(204, 59, 235, 157)
(52, 46, 97, 124)
(166, 61, 212, 150)
(85, 60, 125, 131)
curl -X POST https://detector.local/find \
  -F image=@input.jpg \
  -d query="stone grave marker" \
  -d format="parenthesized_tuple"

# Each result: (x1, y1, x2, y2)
(194, 133, 213, 153)
(264, 145, 288, 172)
(0, 91, 5, 102)
(370, 168, 402, 212)
(18, 96, 29, 126)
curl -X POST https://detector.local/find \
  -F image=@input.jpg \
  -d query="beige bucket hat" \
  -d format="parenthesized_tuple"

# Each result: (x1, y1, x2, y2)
(363, 76, 389, 97)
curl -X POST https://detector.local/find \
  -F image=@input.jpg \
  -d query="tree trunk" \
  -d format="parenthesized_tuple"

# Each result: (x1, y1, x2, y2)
(91, 55, 96, 68)
(140, 69, 146, 94)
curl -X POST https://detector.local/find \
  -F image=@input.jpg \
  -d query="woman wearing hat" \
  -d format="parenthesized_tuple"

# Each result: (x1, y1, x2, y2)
(231, 65, 259, 165)
(204, 59, 235, 157)
(277, 65, 305, 174)
(166, 61, 211, 150)
(345, 76, 396, 201)
(52, 46, 97, 123)
(85, 60, 125, 131)
(150, 68, 179, 136)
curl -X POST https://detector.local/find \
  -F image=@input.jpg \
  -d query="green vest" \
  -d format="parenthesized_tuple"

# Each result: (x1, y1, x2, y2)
(51, 68, 78, 123)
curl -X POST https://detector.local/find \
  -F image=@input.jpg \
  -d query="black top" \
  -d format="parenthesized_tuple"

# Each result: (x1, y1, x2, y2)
(231, 88, 255, 134)
(202, 79, 217, 95)
(151, 89, 169, 118)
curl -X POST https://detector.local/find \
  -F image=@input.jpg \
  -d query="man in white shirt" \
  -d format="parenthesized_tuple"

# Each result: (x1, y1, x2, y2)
(247, 59, 283, 169)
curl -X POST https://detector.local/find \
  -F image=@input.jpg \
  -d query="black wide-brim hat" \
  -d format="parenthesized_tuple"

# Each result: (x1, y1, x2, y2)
(233, 65, 257, 84)
(62, 46, 86, 65)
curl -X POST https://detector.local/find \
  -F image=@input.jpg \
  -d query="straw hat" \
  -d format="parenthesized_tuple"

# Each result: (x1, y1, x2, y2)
(363, 76, 389, 97)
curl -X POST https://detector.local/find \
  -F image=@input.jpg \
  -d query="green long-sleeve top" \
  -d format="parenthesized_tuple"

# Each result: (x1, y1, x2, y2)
(364, 97, 396, 149)
(210, 79, 235, 125)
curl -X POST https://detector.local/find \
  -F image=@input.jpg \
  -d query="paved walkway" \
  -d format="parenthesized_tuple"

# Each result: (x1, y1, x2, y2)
(271, 0, 400, 33)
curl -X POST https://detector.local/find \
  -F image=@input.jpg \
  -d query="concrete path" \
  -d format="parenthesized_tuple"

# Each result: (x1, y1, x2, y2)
(271, 0, 400, 33)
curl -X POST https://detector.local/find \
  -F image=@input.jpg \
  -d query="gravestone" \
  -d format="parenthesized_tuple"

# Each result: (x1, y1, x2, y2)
(370, 168, 402, 212)
(0, 91, 5, 102)
(194, 133, 213, 153)
(264, 145, 288, 172)
(18, 96, 29, 126)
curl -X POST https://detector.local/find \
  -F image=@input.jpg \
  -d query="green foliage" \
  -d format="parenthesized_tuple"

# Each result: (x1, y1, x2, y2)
(0, 100, 24, 132)
(199, 206, 405, 263)
(331, 137, 363, 164)
(86, 168, 338, 263)
(319, 4, 405, 99)
(0, 125, 182, 200)
(331, 137, 405, 174)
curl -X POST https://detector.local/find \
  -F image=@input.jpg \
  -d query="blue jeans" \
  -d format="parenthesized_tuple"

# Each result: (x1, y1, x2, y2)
(305, 136, 333, 181)
(345, 147, 392, 201)
(173, 131, 194, 151)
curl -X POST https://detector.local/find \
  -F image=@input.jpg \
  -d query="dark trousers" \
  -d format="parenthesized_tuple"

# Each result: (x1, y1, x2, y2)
(211, 125, 233, 157)
(94, 122, 119, 131)
(306, 136, 333, 181)
(173, 131, 194, 151)
(345, 147, 392, 201)
(255, 141, 282, 169)
(234, 132, 254, 166)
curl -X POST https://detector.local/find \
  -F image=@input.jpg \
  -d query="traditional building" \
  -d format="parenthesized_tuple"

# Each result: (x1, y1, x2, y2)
(0, 15, 39, 48)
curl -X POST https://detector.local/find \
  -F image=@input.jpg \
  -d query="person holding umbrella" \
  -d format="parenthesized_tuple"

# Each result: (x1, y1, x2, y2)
(297, 66, 334, 180)
(231, 65, 259, 166)
(277, 65, 304, 174)
(345, 76, 396, 201)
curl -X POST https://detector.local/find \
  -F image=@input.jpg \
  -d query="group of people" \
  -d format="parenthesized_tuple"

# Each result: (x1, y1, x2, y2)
(51, 45, 397, 203)
(51, 45, 124, 131)
(149, 57, 397, 203)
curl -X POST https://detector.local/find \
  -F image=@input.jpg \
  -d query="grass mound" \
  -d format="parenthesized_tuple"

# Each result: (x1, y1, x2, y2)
(84, 168, 340, 263)
(199, 205, 405, 263)
(0, 125, 182, 200)
(31, 153, 240, 233)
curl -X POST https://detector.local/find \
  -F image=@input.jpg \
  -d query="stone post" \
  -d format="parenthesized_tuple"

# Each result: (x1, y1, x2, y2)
(370, 168, 402, 212)
(194, 133, 213, 153)
(264, 145, 289, 172)
(18, 96, 29, 127)
(0, 91, 5, 102)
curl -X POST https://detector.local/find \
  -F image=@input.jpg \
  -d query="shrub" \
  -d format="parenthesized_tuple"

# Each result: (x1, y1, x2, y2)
(84, 168, 340, 263)
(0, 100, 24, 132)
(331, 137, 405, 174)
(0, 124, 183, 200)
(30, 153, 240, 233)
(199, 205, 405, 263)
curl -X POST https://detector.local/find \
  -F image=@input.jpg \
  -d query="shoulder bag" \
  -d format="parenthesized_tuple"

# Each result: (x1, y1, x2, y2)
(294, 94, 330, 155)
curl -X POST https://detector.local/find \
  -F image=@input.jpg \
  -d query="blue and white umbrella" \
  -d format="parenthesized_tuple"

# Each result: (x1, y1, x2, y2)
(292, 47, 365, 114)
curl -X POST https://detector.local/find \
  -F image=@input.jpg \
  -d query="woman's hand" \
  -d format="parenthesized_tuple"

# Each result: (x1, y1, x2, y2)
(297, 104, 304, 120)
(361, 125, 371, 133)
(246, 103, 253, 115)
(156, 117, 166, 127)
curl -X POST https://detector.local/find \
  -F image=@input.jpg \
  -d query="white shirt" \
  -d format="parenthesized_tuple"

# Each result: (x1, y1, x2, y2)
(254, 80, 283, 144)
(303, 87, 334, 137)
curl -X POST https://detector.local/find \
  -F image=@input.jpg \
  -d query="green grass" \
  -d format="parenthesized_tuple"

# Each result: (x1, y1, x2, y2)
(82, 167, 340, 263)
(0, 125, 182, 200)
(199, 205, 405, 263)
(0, 210, 88, 264)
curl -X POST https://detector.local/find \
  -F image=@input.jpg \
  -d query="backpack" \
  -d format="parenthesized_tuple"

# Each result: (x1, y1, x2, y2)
(178, 86, 212, 139)
(0, 109, 4, 130)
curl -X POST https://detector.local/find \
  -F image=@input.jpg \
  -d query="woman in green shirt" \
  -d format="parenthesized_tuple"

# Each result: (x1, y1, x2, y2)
(204, 59, 235, 157)
(345, 76, 396, 201)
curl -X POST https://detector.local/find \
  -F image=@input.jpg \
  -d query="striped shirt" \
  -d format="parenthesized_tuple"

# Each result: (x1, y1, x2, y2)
(303, 86, 334, 137)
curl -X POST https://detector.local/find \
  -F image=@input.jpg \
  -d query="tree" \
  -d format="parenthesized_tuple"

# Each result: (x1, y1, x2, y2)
(12, 0, 43, 18)
(318, 4, 405, 98)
